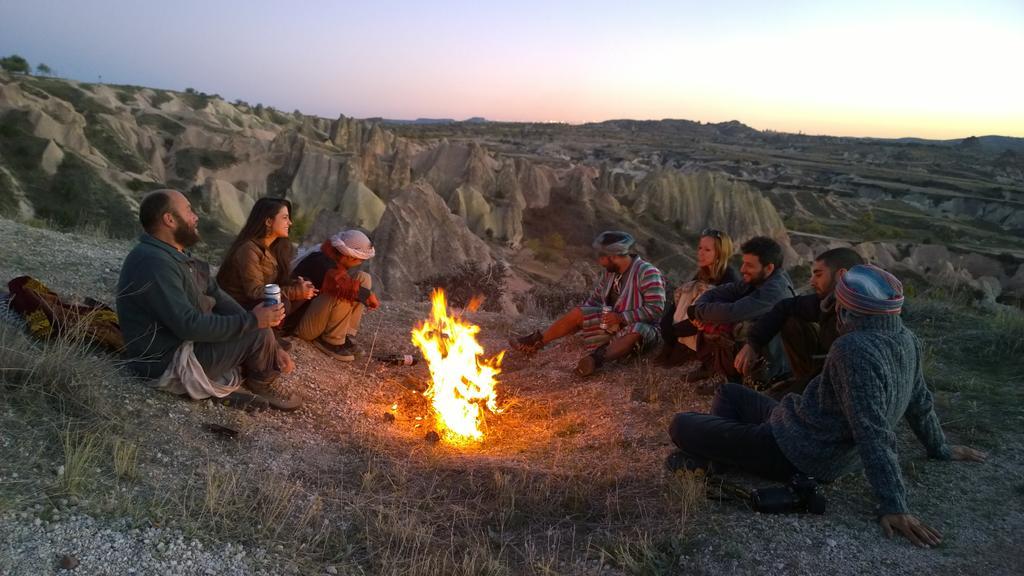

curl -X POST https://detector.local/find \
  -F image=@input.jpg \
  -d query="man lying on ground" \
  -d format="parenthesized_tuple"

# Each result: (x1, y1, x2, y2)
(511, 230, 666, 376)
(116, 189, 303, 411)
(668, 264, 987, 547)
(733, 247, 864, 398)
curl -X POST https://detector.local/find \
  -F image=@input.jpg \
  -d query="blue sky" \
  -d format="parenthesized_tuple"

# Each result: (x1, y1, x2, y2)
(1, 0, 1021, 138)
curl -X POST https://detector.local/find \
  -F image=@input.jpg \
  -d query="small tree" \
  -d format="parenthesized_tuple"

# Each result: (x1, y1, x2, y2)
(0, 54, 30, 74)
(35, 62, 51, 76)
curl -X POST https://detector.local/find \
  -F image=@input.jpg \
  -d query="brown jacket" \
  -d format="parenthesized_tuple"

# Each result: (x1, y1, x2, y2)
(218, 240, 305, 309)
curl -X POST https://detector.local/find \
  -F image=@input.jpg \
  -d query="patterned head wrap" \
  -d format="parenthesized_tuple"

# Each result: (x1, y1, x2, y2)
(330, 230, 375, 260)
(835, 264, 904, 316)
(592, 230, 635, 256)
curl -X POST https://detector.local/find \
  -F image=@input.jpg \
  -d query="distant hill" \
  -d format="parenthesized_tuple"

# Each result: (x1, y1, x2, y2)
(884, 135, 1024, 153)
(381, 117, 488, 125)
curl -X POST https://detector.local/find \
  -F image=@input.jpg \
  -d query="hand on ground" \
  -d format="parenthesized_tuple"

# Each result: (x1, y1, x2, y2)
(950, 445, 988, 463)
(276, 348, 295, 374)
(253, 302, 285, 328)
(733, 343, 760, 375)
(880, 513, 942, 548)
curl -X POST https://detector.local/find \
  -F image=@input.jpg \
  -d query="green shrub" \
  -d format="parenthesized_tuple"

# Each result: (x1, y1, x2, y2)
(137, 113, 186, 136)
(173, 148, 238, 179)
(85, 116, 148, 173)
(37, 153, 137, 238)
(149, 90, 173, 108)
(24, 77, 112, 115)
(0, 54, 30, 74)
(524, 232, 566, 263)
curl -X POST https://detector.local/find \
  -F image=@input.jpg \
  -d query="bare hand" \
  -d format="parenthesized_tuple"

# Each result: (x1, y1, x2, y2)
(690, 318, 705, 331)
(298, 276, 317, 300)
(276, 348, 295, 374)
(366, 293, 380, 310)
(880, 514, 942, 548)
(950, 445, 987, 463)
(602, 311, 623, 330)
(253, 302, 285, 328)
(734, 343, 760, 375)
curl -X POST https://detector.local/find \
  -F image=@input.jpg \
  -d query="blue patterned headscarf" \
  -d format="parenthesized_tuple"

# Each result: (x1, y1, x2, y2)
(835, 264, 904, 317)
(593, 231, 636, 256)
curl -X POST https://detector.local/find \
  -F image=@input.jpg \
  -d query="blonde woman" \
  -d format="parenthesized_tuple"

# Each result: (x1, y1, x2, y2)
(656, 229, 740, 366)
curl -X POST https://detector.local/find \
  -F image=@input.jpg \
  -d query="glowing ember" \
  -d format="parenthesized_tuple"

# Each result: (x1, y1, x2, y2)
(411, 289, 504, 444)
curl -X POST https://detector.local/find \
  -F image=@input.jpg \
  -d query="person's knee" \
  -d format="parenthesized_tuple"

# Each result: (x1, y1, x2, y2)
(355, 271, 372, 289)
(668, 412, 699, 445)
(711, 382, 744, 415)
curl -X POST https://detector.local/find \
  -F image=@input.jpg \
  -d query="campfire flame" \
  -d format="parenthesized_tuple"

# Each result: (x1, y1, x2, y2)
(411, 289, 504, 444)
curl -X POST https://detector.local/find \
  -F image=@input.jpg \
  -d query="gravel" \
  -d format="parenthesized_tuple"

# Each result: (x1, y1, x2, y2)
(0, 510, 289, 576)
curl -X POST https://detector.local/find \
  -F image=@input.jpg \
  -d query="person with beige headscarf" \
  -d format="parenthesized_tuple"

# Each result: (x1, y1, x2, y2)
(285, 229, 380, 361)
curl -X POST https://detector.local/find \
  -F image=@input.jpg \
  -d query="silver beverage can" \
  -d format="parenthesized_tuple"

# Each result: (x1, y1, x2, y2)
(600, 305, 612, 331)
(263, 284, 282, 307)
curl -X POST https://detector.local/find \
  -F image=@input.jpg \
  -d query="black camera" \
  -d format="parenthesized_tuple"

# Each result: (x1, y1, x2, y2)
(750, 474, 826, 515)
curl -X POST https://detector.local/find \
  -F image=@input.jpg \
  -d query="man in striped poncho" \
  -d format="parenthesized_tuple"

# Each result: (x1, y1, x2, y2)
(511, 231, 666, 376)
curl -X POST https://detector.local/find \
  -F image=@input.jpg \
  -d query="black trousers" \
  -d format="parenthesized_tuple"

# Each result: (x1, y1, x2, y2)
(668, 382, 799, 481)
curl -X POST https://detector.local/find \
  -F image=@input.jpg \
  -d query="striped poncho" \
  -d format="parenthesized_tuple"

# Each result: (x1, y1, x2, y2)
(580, 257, 666, 350)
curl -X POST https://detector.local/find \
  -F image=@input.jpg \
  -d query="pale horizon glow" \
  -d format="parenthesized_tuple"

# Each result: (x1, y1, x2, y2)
(1, 0, 1021, 139)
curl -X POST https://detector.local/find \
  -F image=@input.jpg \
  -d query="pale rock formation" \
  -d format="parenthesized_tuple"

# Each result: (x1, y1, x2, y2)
(40, 140, 64, 175)
(368, 182, 493, 300)
(337, 181, 386, 231)
(629, 170, 787, 244)
(202, 178, 254, 233)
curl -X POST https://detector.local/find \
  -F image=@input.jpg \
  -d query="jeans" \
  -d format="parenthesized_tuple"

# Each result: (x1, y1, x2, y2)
(668, 382, 799, 481)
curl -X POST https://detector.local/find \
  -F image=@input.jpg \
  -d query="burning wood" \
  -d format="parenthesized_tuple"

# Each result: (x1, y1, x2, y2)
(411, 289, 504, 444)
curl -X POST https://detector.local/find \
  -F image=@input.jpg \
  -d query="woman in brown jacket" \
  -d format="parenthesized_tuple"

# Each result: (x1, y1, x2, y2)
(217, 198, 316, 311)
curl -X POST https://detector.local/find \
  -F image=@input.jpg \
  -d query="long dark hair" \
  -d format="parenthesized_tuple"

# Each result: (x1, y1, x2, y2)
(218, 197, 295, 286)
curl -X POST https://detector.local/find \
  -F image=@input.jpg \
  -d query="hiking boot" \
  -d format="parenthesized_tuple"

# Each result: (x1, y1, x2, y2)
(244, 374, 304, 411)
(575, 344, 608, 377)
(510, 330, 545, 355)
(216, 389, 271, 411)
(315, 338, 356, 362)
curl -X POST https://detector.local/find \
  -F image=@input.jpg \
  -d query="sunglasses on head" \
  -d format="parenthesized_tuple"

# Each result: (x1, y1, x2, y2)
(701, 228, 723, 239)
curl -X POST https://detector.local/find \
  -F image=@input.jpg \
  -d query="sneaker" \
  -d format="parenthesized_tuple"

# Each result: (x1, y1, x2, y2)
(340, 337, 361, 357)
(244, 375, 304, 411)
(315, 338, 356, 361)
(509, 330, 544, 355)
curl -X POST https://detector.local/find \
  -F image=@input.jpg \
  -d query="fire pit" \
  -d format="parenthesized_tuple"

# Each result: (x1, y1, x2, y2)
(410, 289, 504, 445)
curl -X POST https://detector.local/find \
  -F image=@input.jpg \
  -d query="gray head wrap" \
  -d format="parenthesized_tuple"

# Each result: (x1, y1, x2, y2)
(592, 230, 635, 256)
(330, 229, 376, 260)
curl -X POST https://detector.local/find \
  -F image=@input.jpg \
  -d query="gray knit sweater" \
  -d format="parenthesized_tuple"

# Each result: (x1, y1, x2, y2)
(769, 314, 952, 516)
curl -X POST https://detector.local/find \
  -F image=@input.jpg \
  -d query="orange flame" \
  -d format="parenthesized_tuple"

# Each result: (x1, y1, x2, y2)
(411, 289, 503, 444)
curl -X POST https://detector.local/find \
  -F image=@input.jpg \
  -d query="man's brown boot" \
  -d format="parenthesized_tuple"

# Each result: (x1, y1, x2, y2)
(510, 330, 544, 355)
(245, 373, 304, 411)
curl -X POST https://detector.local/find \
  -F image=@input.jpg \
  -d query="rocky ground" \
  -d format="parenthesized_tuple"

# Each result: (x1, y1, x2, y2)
(0, 217, 1022, 575)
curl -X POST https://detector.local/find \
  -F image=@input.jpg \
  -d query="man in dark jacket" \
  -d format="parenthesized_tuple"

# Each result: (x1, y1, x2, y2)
(117, 189, 302, 410)
(688, 236, 795, 382)
(669, 265, 987, 548)
(734, 247, 864, 397)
